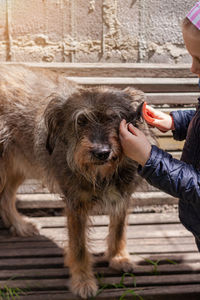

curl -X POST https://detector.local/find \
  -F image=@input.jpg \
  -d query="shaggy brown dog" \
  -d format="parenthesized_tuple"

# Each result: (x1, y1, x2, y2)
(0, 65, 155, 298)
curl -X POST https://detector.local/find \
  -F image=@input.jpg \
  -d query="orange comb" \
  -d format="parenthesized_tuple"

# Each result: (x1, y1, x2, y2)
(142, 101, 156, 125)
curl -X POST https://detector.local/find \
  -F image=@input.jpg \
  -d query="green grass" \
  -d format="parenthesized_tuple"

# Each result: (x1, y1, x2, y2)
(91, 272, 143, 300)
(143, 257, 177, 275)
(0, 286, 25, 300)
(0, 277, 28, 300)
(91, 256, 177, 299)
(119, 289, 144, 300)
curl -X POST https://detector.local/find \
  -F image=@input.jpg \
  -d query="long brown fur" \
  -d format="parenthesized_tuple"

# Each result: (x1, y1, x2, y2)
(0, 65, 155, 298)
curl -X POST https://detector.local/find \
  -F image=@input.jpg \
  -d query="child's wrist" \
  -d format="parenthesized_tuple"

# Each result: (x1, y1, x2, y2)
(139, 145, 151, 167)
(170, 115, 175, 131)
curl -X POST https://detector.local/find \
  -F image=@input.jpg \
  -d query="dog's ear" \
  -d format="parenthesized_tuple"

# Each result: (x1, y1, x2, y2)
(135, 101, 144, 120)
(123, 87, 146, 122)
(44, 96, 65, 155)
(123, 87, 146, 107)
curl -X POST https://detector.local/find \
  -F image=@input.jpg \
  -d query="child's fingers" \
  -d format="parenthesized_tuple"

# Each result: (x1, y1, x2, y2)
(151, 119, 162, 126)
(119, 120, 138, 138)
(146, 105, 165, 120)
(151, 119, 169, 132)
(120, 119, 127, 128)
(146, 105, 159, 117)
(127, 123, 138, 135)
(146, 105, 156, 113)
(119, 120, 129, 137)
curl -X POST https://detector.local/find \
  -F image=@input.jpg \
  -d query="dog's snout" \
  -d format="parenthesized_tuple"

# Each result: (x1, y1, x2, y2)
(91, 145, 111, 161)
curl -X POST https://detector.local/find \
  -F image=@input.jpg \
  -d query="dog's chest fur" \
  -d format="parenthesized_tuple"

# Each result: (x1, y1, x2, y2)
(66, 160, 139, 214)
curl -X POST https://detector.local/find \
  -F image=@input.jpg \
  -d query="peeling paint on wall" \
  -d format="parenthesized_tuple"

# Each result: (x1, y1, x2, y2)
(102, 0, 121, 37)
(145, 42, 189, 63)
(89, 0, 96, 12)
(0, 0, 191, 63)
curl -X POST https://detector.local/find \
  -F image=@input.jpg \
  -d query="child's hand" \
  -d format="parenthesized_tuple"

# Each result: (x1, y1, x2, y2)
(144, 105, 174, 132)
(119, 120, 151, 166)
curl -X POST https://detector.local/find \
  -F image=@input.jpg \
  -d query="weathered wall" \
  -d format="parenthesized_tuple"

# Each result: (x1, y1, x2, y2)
(0, 0, 194, 63)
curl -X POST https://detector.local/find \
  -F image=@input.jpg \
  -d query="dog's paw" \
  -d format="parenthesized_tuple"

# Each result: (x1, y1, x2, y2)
(70, 275, 98, 299)
(109, 255, 134, 273)
(10, 218, 40, 237)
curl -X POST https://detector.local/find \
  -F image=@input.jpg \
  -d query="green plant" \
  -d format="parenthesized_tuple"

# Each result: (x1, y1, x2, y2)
(0, 277, 28, 300)
(143, 257, 177, 275)
(144, 258, 161, 275)
(119, 274, 143, 300)
(119, 272, 136, 288)
(0, 286, 25, 300)
(91, 256, 177, 299)
(91, 272, 143, 300)
(119, 289, 144, 300)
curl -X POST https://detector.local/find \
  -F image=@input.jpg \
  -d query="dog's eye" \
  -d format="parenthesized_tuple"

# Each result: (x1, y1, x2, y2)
(77, 115, 88, 126)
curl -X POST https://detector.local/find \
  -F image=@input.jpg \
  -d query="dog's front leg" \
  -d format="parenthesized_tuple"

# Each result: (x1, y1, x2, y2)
(65, 209, 98, 299)
(107, 211, 133, 272)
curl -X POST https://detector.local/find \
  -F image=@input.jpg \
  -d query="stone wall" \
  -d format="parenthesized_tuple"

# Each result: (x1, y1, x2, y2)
(0, 0, 194, 63)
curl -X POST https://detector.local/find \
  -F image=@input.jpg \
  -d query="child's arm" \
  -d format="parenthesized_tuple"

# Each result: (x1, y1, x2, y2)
(170, 110, 196, 141)
(138, 145, 200, 202)
(119, 120, 200, 202)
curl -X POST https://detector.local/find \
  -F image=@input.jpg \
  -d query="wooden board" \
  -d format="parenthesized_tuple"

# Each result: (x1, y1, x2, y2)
(3, 62, 196, 78)
(0, 211, 199, 300)
(15, 190, 179, 210)
(64, 77, 199, 93)
(147, 92, 199, 105)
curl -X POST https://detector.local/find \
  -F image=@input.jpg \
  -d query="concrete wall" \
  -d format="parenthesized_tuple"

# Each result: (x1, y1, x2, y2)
(0, 0, 194, 63)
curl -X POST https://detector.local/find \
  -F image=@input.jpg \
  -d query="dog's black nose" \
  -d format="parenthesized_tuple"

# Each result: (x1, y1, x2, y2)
(91, 146, 111, 161)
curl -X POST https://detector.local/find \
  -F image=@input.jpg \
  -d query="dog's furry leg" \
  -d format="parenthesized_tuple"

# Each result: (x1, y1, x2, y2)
(0, 173, 39, 237)
(107, 211, 133, 272)
(65, 209, 98, 299)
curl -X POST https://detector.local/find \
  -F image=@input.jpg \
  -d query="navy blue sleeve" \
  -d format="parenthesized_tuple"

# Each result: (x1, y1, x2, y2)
(170, 110, 196, 141)
(138, 145, 200, 202)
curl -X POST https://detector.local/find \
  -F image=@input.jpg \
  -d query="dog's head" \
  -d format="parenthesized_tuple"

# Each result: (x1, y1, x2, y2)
(44, 86, 146, 184)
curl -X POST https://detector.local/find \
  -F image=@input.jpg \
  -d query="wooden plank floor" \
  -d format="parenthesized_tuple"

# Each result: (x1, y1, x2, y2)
(0, 208, 200, 300)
